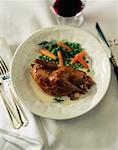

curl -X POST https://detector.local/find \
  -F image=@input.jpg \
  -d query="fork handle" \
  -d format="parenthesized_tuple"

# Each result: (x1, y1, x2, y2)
(10, 89, 29, 127)
(0, 91, 21, 129)
(3, 80, 28, 127)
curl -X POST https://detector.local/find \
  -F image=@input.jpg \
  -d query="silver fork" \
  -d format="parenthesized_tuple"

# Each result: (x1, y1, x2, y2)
(0, 56, 28, 128)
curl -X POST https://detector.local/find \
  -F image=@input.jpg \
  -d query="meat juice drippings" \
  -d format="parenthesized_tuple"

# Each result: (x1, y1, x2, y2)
(53, 0, 85, 17)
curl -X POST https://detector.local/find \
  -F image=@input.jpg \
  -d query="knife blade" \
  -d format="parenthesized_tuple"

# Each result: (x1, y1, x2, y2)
(96, 22, 118, 81)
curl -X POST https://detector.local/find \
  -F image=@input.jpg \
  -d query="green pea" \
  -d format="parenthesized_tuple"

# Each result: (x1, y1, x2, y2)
(55, 61, 58, 64)
(79, 65, 83, 68)
(87, 69, 90, 72)
(51, 49, 55, 53)
(38, 55, 42, 59)
(49, 58, 52, 61)
(43, 55, 46, 58)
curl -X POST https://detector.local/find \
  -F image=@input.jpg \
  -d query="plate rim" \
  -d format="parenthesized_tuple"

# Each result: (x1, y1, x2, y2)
(10, 25, 111, 120)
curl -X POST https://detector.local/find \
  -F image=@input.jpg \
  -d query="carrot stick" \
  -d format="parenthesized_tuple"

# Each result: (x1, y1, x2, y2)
(57, 41, 71, 51)
(71, 51, 86, 64)
(40, 48, 56, 60)
(57, 51, 64, 67)
(77, 57, 89, 68)
(71, 51, 89, 68)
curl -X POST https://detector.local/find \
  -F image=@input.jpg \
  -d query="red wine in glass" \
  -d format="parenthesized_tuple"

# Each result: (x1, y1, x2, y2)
(53, 0, 85, 17)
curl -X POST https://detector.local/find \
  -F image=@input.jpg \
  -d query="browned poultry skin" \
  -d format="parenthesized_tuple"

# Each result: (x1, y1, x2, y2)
(49, 66, 85, 83)
(31, 60, 94, 97)
(31, 63, 52, 94)
(34, 59, 58, 70)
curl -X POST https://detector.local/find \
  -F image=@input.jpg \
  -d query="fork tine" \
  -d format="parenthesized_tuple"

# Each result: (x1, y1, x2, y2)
(0, 56, 8, 73)
(0, 62, 6, 75)
(0, 66, 5, 75)
(0, 57, 9, 71)
(0, 66, 6, 80)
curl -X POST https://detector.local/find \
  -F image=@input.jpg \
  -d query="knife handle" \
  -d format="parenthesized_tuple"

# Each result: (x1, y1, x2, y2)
(110, 56, 118, 81)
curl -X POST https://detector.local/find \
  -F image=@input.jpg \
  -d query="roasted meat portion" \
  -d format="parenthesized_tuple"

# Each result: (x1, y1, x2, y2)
(31, 60, 94, 97)
(33, 59, 58, 71)
(49, 66, 94, 95)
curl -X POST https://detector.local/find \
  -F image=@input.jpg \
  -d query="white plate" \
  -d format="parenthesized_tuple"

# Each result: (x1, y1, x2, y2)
(10, 25, 111, 120)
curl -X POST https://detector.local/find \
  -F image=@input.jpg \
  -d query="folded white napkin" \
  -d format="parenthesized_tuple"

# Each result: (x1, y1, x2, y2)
(0, 38, 61, 150)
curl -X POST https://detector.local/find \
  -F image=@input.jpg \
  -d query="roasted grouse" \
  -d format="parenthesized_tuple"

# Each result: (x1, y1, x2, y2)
(31, 59, 94, 98)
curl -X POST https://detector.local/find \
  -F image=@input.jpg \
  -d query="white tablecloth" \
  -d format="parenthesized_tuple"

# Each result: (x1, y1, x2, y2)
(0, 0, 118, 150)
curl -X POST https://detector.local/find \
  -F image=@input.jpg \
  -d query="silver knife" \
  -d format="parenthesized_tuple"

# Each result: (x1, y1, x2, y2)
(96, 22, 118, 81)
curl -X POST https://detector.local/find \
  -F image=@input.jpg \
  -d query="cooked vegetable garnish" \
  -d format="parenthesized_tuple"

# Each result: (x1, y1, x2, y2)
(71, 51, 89, 68)
(38, 40, 90, 70)
(57, 41, 71, 51)
(57, 51, 64, 67)
(40, 48, 57, 60)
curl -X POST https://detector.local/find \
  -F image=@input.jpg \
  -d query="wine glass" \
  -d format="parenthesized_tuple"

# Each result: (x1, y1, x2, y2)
(49, 0, 86, 26)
